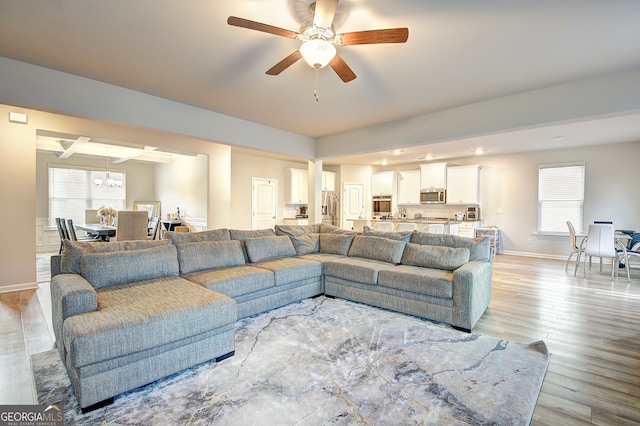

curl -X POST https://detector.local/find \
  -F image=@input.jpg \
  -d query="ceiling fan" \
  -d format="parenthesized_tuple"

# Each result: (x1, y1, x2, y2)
(227, 0, 409, 86)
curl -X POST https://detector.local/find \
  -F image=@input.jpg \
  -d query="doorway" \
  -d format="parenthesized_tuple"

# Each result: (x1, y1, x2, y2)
(252, 178, 277, 230)
(342, 183, 364, 230)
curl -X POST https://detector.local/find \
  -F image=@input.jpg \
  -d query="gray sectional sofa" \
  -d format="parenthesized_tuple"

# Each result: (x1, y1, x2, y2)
(50, 223, 492, 411)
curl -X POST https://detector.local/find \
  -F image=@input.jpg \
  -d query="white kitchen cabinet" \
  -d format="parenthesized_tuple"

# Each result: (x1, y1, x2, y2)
(446, 165, 481, 205)
(458, 221, 480, 238)
(371, 171, 394, 195)
(396, 170, 421, 205)
(285, 168, 308, 204)
(420, 162, 448, 189)
(447, 223, 459, 235)
(322, 171, 336, 192)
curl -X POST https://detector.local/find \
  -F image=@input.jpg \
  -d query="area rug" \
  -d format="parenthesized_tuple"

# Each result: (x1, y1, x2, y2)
(32, 296, 549, 425)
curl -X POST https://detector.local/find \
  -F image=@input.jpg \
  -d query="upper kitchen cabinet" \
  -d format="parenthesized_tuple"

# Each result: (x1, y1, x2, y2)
(322, 171, 336, 192)
(371, 171, 394, 195)
(446, 165, 481, 205)
(285, 168, 308, 204)
(420, 162, 448, 189)
(396, 170, 421, 205)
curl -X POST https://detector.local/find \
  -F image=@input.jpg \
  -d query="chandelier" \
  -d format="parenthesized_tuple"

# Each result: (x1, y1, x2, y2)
(94, 146, 123, 188)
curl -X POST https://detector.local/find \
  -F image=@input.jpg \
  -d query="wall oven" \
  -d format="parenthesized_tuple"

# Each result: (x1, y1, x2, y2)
(420, 189, 446, 204)
(372, 195, 392, 216)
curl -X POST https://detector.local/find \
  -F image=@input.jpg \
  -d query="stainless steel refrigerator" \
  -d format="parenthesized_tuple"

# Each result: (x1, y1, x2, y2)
(321, 191, 340, 226)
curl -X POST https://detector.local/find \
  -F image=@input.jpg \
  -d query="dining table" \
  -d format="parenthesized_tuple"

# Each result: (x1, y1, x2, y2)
(75, 223, 116, 241)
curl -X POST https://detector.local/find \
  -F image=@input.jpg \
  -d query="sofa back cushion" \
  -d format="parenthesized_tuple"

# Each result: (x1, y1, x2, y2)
(244, 235, 297, 263)
(319, 223, 359, 235)
(230, 228, 277, 261)
(348, 235, 406, 265)
(401, 243, 470, 271)
(320, 233, 355, 255)
(275, 224, 321, 237)
(165, 229, 230, 245)
(80, 245, 179, 289)
(410, 231, 491, 262)
(176, 240, 246, 274)
(61, 239, 172, 274)
(290, 233, 320, 255)
(363, 226, 413, 242)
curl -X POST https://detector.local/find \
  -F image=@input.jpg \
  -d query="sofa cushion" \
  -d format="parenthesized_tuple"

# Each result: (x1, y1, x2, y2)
(244, 235, 297, 263)
(401, 243, 470, 271)
(290, 233, 320, 255)
(80, 245, 179, 289)
(410, 231, 491, 262)
(63, 277, 236, 368)
(320, 233, 355, 255)
(182, 265, 275, 298)
(252, 257, 322, 286)
(165, 229, 230, 245)
(323, 257, 397, 285)
(230, 228, 277, 261)
(378, 265, 454, 298)
(319, 223, 359, 235)
(363, 226, 413, 242)
(348, 235, 406, 265)
(176, 240, 246, 274)
(275, 224, 321, 237)
(61, 239, 172, 274)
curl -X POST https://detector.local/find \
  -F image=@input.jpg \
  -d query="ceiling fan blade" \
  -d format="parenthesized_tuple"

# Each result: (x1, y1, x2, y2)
(329, 54, 356, 83)
(313, 0, 339, 29)
(338, 28, 409, 45)
(266, 51, 303, 75)
(227, 16, 298, 39)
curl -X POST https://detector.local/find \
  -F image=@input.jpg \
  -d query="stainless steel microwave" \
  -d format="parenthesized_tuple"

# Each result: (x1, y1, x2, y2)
(420, 189, 446, 204)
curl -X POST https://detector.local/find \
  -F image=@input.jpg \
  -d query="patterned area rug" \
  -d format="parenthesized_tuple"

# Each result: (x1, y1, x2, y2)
(32, 296, 549, 425)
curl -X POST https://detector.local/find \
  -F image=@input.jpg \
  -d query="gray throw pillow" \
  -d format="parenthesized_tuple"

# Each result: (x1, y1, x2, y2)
(275, 224, 321, 237)
(244, 235, 297, 263)
(401, 243, 470, 271)
(363, 226, 413, 242)
(319, 233, 354, 255)
(176, 240, 246, 274)
(165, 229, 230, 245)
(348, 235, 406, 264)
(410, 231, 491, 262)
(319, 223, 359, 235)
(290, 233, 320, 255)
(80, 245, 179, 289)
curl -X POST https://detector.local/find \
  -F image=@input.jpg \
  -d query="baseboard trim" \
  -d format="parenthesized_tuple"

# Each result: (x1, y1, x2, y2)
(0, 282, 38, 294)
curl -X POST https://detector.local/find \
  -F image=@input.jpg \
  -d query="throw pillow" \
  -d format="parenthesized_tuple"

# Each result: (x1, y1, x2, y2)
(80, 245, 179, 289)
(289, 233, 320, 255)
(319, 223, 359, 235)
(275, 224, 320, 237)
(176, 240, 246, 274)
(347, 235, 406, 265)
(165, 229, 230, 245)
(244, 235, 297, 263)
(319, 233, 354, 255)
(410, 231, 491, 262)
(401, 243, 470, 271)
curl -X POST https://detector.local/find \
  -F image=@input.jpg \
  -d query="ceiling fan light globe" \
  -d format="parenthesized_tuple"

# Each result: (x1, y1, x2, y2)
(300, 39, 336, 69)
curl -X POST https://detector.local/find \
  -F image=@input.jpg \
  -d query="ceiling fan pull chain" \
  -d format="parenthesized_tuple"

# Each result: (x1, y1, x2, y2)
(314, 68, 320, 102)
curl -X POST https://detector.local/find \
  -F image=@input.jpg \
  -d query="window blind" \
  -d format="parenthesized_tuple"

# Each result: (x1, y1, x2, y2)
(48, 165, 126, 227)
(537, 163, 585, 234)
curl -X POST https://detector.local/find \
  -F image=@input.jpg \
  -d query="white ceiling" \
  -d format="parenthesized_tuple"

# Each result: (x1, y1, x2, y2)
(2, 0, 640, 165)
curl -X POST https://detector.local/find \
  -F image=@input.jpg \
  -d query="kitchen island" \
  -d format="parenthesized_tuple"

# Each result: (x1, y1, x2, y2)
(346, 218, 477, 235)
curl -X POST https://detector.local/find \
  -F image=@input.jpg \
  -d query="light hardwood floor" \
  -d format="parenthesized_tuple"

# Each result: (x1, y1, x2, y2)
(1, 253, 639, 424)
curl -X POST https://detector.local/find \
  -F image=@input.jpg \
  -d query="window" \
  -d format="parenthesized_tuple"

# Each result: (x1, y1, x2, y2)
(48, 165, 126, 227)
(538, 163, 585, 234)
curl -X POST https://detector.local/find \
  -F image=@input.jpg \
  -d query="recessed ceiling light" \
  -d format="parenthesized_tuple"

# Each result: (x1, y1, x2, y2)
(553, 136, 564, 141)
(392, 150, 402, 156)
(425, 154, 434, 161)
(474, 148, 485, 155)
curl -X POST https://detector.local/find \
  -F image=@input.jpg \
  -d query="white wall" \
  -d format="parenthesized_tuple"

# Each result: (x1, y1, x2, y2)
(155, 154, 208, 225)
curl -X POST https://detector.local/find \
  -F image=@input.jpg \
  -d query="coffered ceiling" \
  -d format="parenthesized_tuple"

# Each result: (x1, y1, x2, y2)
(2, 0, 640, 165)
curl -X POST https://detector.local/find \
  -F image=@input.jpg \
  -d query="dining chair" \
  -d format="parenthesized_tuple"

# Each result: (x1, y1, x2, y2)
(85, 209, 99, 224)
(148, 217, 160, 240)
(617, 233, 639, 281)
(373, 222, 395, 232)
(55, 218, 69, 254)
(174, 225, 190, 233)
(115, 211, 149, 241)
(565, 221, 585, 271)
(574, 223, 624, 280)
(67, 219, 95, 242)
(396, 222, 417, 232)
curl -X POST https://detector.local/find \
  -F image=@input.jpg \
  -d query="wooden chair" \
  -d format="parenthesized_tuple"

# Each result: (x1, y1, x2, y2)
(85, 209, 99, 224)
(115, 211, 149, 241)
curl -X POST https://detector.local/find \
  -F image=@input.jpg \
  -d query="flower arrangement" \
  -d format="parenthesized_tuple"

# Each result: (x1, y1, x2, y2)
(97, 206, 118, 218)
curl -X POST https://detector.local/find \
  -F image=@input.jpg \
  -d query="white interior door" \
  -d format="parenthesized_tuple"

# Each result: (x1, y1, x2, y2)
(252, 178, 277, 230)
(343, 183, 364, 230)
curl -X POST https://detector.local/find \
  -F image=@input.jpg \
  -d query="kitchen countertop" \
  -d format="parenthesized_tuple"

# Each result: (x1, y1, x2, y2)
(348, 218, 468, 224)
